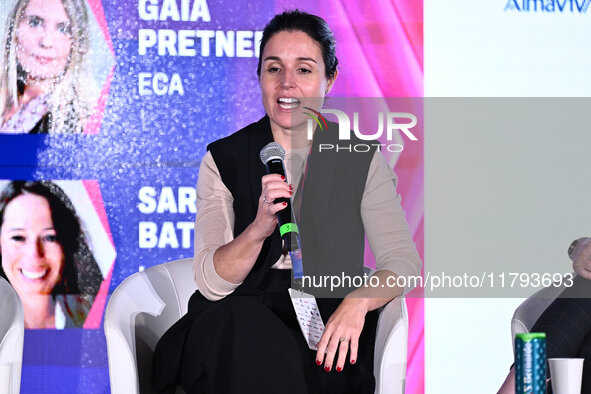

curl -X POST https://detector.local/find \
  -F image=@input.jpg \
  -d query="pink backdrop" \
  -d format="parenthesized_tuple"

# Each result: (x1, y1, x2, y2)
(283, 1, 425, 392)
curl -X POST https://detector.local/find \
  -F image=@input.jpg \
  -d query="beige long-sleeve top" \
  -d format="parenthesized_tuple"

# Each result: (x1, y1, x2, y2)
(194, 148, 422, 301)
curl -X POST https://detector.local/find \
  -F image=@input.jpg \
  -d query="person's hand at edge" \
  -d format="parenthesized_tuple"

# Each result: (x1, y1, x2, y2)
(572, 238, 591, 280)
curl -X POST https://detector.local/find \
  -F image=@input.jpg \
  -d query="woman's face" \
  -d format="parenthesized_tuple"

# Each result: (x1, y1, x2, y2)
(260, 30, 336, 134)
(0, 193, 64, 296)
(16, 0, 73, 81)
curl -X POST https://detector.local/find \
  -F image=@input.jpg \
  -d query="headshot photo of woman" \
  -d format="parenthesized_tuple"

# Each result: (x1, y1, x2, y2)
(154, 10, 421, 394)
(0, 181, 103, 329)
(0, 0, 98, 134)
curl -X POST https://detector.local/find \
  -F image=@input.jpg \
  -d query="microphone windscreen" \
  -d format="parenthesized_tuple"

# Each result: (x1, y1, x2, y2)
(259, 142, 285, 164)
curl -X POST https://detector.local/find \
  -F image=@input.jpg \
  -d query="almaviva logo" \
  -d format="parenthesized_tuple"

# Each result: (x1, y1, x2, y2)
(504, 0, 591, 13)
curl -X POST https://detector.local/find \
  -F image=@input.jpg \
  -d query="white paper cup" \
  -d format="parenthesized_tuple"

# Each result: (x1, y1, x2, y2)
(0, 363, 11, 394)
(549, 358, 584, 394)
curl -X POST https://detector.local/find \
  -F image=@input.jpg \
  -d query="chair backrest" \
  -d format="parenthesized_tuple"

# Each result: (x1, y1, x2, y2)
(105, 258, 195, 394)
(0, 277, 24, 394)
(510, 282, 567, 352)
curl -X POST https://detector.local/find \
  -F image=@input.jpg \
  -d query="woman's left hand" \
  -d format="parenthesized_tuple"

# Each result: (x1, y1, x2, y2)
(315, 297, 370, 372)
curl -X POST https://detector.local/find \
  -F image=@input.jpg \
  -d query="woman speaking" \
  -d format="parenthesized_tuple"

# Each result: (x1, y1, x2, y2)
(154, 10, 421, 394)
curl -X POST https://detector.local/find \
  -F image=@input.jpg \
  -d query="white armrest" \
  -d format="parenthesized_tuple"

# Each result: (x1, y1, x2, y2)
(104, 271, 166, 394)
(105, 259, 195, 394)
(374, 296, 407, 394)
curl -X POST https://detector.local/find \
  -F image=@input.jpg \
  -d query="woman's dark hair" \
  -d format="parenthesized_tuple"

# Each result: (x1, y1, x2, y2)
(0, 181, 103, 327)
(257, 10, 338, 79)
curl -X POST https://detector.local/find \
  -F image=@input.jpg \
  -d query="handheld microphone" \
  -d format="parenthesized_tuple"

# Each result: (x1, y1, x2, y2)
(259, 142, 300, 251)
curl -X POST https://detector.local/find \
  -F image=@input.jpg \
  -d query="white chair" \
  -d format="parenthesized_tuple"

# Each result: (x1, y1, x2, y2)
(510, 281, 568, 351)
(0, 277, 25, 394)
(104, 258, 408, 394)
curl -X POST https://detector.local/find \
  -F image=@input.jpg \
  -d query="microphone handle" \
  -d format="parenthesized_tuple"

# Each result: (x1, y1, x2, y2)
(265, 158, 300, 251)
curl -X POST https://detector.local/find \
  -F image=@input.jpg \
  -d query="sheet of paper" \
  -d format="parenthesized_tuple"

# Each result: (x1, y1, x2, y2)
(288, 288, 325, 350)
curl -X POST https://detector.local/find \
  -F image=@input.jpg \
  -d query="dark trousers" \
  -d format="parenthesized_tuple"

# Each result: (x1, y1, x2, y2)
(529, 276, 591, 392)
(157, 269, 378, 394)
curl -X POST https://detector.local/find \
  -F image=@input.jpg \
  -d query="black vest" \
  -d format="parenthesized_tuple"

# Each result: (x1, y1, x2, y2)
(153, 117, 378, 390)
(208, 116, 374, 297)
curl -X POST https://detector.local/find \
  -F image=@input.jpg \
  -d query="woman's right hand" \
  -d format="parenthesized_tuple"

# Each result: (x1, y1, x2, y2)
(211, 174, 292, 285)
(251, 174, 292, 240)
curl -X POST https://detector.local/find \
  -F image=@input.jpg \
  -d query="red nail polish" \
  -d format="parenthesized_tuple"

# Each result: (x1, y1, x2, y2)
(351, 359, 356, 365)
(324, 366, 331, 372)
(336, 366, 342, 373)
(283, 202, 287, 206)
(316, 360, 322, 365)
(281, 176, 286, 180)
